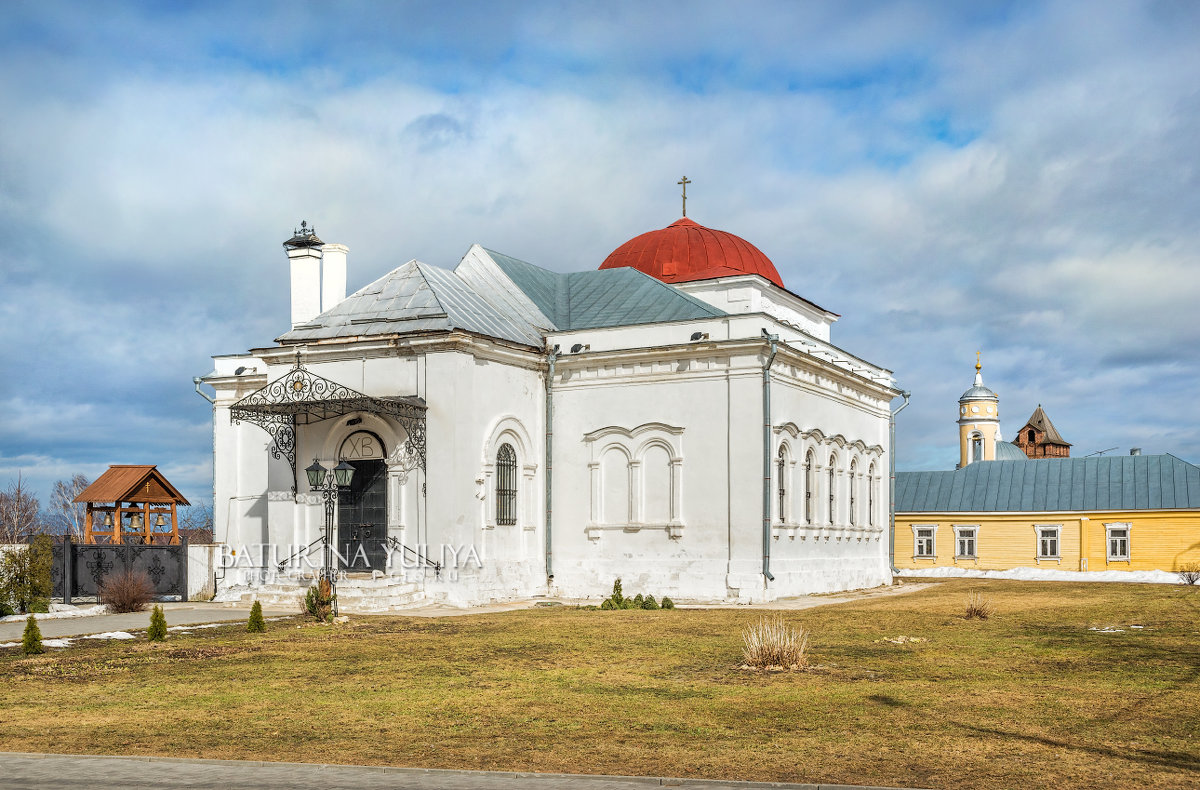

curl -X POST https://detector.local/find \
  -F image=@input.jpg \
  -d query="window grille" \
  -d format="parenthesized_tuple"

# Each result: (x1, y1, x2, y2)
(496, 443, 517, 526)
(828, 463, 836, 524)
(849, 461, 858, 526)
(804, 452, 814, 524)
(777, 446, 787, 523)
(868, 464, 876, 525)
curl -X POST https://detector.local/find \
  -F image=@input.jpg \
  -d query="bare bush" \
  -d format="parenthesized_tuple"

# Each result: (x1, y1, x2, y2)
(965, 591, 995, 620)
(741, 614, 809, 670)
(1179, 563, 1200, 585)
(99, 569, 154, 613)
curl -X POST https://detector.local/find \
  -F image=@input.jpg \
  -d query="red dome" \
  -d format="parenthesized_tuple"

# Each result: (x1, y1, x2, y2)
(598, 217, 784, 288)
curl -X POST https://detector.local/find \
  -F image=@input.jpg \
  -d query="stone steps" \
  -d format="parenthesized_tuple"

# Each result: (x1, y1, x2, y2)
(234, 574, 427, 613)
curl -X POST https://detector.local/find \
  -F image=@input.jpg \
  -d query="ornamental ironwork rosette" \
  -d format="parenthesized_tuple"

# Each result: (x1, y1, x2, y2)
(231, 355, 427, 485)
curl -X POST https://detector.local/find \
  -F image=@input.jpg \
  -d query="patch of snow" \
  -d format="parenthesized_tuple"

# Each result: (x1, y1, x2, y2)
(167, 622, 224, 632)
(1, 630, 141, 649)
(83, 631, 135, 640)
(899, 567, 1181, 584)
(0, 605, 108, 623)
(1089, 627, 1126, 634)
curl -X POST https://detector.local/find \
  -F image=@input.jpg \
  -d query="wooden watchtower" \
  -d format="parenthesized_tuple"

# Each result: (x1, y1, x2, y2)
(74, 465, 190, 544)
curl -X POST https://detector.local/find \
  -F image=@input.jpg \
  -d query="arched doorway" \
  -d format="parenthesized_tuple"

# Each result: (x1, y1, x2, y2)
(337, 431, 388, 572)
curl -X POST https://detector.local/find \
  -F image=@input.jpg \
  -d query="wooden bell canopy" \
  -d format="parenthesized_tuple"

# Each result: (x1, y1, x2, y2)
(74, 465, 190, 545)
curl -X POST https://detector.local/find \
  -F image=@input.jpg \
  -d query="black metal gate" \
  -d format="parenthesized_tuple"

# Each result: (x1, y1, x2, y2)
(338, 459, 388, 572)
(51, 538, 189, 603)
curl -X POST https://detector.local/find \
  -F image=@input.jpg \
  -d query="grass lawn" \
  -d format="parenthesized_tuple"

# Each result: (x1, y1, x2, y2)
(2, 579, 1198, 789)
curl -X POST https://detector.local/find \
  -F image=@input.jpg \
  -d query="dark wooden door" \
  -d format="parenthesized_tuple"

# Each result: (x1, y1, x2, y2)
(337, 459, 388, 572)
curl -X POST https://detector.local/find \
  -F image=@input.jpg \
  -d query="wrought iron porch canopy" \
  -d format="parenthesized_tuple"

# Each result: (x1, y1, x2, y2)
(231, 359, 427, 480)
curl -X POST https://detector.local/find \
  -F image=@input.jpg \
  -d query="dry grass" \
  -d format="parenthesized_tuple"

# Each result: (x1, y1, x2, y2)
(963, 591, 995, 619)
(741, 613, 809, 670)
(2, 579, 1199, 790)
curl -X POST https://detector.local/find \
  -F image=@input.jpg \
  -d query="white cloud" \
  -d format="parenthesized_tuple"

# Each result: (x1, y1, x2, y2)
(1, 0, 1199, 496)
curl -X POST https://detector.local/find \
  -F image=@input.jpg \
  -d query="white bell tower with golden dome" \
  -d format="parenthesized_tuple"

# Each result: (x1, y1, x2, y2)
(958, 353, 1001, 468)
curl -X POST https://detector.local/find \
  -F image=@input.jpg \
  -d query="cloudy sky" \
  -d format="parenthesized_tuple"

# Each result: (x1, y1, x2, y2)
(2, 0, 1199, 506)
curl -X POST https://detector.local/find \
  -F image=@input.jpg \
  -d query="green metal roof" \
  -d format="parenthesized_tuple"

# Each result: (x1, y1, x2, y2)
(994, 441, 1030, 461)
(896, 454, 1200, 513)
(483, 247, 724, 330)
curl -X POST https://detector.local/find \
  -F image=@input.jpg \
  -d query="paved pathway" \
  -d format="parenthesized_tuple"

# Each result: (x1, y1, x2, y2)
(0, 753, 922, 790)
(0, 602, 296, 641)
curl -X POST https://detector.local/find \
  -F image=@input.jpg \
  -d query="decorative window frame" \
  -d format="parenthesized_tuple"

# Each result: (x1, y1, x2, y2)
(775, 442, 789, 524)
(913, 524, 938, 560)
(1034, 524, 1061, 563)
(583, 423, 684, 540)
(1104, 522, 1132, 563)
(479, 416, 537, 531)
(774, 424, 884, 537)
(953, 524, 978, 562)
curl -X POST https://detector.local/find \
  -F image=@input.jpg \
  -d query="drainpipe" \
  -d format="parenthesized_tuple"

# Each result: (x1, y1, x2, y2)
(889, 390, 911, 573)
(761, 329, 779, 583)
(193, 377, 216, 404)
(544, 346, 558, 584)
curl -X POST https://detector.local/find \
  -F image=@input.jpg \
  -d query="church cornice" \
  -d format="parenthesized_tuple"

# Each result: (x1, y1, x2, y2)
(551, 337, 896, 415)
(251, 331, 545, 370)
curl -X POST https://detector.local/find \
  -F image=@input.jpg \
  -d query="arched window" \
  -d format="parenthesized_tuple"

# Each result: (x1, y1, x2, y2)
(828, 455, 837, 525)
(849, 459, 858, 526)
(804, 450, 815, 524)
(1028, 429, 1036, 444)
(777, 446, 787, 523)
(496, 443, 517, 526)
(971, 436, 983, 463)
(868, 463, 877, 526)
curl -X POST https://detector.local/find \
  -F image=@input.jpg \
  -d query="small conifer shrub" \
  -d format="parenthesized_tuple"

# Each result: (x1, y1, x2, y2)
(642, 595, 659, 610)
(661, 597, 675, 609)
(304, 577, 335, 622)
(247, 600, 266, 633)
(22, 615, 43, 655)
(147, 604, 168, 642)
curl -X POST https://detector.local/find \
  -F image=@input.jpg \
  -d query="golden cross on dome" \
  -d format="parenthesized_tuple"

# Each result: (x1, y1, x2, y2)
(677, 176, 691, 217)
(976, 350, 982, 372)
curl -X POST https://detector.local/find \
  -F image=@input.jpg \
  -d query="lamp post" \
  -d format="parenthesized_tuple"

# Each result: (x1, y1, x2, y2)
(305, 458, 356, 614)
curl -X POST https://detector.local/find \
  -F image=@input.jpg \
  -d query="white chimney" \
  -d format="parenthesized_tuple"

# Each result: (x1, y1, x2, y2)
(284, 221, 344, 328)
(288, 246, 322, 327)
(320, 243, 348, 313)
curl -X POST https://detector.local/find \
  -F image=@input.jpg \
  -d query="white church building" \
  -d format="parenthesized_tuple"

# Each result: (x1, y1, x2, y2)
(199, 212, 900, 608)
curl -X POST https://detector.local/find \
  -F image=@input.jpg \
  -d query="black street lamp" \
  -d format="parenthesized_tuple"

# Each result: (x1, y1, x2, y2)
(305, 458, 356, 613)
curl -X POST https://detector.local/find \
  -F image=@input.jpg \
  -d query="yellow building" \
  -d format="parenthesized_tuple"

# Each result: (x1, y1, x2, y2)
(895, 362, 1200, 575)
